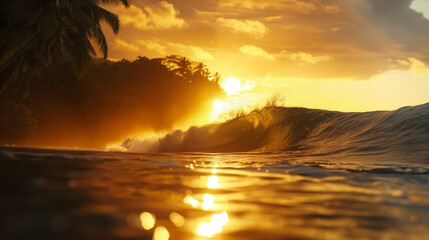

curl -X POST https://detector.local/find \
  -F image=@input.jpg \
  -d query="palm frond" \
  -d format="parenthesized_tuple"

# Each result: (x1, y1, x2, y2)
(89, 4, 119, 34)
(99, 0, 129, 7)
(1, 0, 128, 95)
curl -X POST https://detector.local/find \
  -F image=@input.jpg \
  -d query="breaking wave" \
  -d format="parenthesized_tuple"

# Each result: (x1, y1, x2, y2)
(123, 103, 429, 155)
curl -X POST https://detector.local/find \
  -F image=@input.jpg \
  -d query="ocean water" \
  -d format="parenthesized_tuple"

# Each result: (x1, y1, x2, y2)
(1, 103, 429, 240)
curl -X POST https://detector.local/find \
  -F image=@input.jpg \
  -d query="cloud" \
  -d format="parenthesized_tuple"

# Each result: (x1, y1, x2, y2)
(323, 5, 341, 13)
(114, 39, 140, 52)
(167, 43, 214, 61)
(280, 51, 331, 64)
(410, 0, 429, 20)
(219, 0, 317, 13)
(114, 38, 214, 61)
(115, 2, 186, 30)
(345, 0, 429, 54)
(264, 16, 282, 22)
(395, 59, 411, 66)
(239, 45, 275, 60)
(216, 18, 268, 38)
(408, 58, 429, 75)
(137, 39, 167, 55)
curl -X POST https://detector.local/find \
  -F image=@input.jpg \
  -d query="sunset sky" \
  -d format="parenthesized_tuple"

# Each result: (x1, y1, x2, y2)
(102, 0, 429, 112)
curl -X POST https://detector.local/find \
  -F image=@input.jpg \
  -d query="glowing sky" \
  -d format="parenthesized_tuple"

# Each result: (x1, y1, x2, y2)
(102, 0, 429, 112)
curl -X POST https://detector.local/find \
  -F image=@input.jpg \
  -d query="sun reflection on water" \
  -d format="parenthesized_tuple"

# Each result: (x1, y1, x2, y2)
(140, 212, 156, 230)
(184, 195, 200, 208)
(181, 162, 230, 237)
(197, 212, 229, 237)
(169, 212, 185, 227)
(153, 226, 170, 240)
(202, 193, 215, 210)
(207, 175, 219, 189)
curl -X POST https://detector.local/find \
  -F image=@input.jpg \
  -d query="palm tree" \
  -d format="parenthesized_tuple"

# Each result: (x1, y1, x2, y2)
(164, 55, 193, 78)
(194, 62, 209, 78)
(0, 0, 129, 96)
(211, 72, 221, 84)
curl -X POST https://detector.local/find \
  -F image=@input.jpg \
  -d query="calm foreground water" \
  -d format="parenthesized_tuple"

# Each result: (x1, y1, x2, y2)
(1, 147, 428, 240)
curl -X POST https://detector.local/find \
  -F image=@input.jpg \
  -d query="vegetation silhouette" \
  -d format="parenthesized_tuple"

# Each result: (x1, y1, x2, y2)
(0, 56, 224, 147)
(0, 0, 129, 96)
(0, 1, 224, 147)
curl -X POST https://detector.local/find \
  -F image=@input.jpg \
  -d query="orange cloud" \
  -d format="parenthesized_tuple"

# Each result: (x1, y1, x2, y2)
(216, 18, 268, 38)
(279, 51, 331, 64)
(113, 38, 214, 61)
(167, 43, 214, 61)
(139, 40, 167, 55)
(115, 2, 186, 30)
(408, 58, 429, 75)
(219, 0, 317, 13)
(239, 45, 275, 60)
(323, 5, 341, 13)
(114, 39, 140, 52)
(265, 16, 283, 22)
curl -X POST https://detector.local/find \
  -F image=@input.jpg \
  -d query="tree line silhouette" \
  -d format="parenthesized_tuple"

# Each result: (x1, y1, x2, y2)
(0, 1, 224, 147)
(0, 56, 224, 147)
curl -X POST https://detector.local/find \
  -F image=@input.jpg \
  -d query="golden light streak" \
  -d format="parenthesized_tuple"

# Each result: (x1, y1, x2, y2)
(211, 99, 224, 121)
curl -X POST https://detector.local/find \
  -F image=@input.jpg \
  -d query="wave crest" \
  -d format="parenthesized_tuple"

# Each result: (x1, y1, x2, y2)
(123, 103, 429, 154)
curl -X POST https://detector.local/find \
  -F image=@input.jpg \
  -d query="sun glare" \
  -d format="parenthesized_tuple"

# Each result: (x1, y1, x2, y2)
(220, 76, 254, 95)
(221, 76, 243, 95)
(197, 212, 229, 237)
(209, 76, 256, 121)
(202, 193, 215, 210)
(211, 99, 225, 120)
(207, 175, 219, 189)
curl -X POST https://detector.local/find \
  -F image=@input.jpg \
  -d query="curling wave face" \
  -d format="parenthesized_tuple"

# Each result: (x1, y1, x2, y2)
(124, 103, 429, 155)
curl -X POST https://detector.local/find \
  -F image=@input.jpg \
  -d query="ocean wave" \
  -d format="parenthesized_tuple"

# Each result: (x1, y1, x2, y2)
(123, 102, 429, 155)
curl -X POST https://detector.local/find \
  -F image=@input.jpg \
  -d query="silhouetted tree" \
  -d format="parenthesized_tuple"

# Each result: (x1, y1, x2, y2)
(0, 0, 129, 96)
(194, 62, 209, 78)
(164, 55, 194, 78)
(211, 72, 221, 84)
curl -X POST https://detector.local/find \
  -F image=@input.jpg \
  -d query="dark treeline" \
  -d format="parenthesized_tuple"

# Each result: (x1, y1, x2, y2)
(0, 55, 223, 147)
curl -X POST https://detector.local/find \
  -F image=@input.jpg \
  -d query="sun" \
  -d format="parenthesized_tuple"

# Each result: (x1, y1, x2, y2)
(220, 76, 254, 95)
(209, 76, 256, 121)
(221, 76, 243, 95)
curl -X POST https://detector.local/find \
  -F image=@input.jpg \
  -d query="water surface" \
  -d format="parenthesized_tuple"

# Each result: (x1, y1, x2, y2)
(1, 147, 428, 240)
